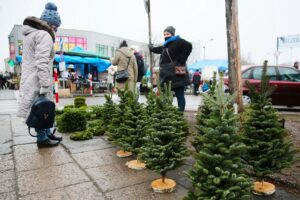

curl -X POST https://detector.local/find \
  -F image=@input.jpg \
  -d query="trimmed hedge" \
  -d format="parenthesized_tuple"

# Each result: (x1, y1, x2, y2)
(74, 97, 87, 108)
(57, 108, 87, 133)
(70, 130, 93, 140)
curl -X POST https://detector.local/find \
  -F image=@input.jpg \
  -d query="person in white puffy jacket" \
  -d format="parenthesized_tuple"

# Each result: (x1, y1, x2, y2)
(17, 2, 62, 148)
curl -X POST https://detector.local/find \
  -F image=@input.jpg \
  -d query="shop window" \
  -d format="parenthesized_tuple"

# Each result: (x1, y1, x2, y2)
(96, 44, 108, 57)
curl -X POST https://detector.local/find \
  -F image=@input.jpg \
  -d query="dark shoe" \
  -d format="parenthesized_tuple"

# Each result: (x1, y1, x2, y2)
(48, 134, 63, 141)
(48, 128, 63, 141)
(37, 139, 60, 148)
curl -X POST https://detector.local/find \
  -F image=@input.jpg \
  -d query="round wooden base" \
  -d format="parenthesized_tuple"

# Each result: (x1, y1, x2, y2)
(126, 160, 146, 170)
(151, 178, 176, 193)
(252, 181, 276, 196)
(116, 150, 132, 158)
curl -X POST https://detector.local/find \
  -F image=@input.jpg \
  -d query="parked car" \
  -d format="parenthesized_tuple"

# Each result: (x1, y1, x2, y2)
(223, 65, 300, 106)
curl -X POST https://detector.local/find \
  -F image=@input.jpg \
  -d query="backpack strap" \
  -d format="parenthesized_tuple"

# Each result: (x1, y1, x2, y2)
(28, 127, 37, 137)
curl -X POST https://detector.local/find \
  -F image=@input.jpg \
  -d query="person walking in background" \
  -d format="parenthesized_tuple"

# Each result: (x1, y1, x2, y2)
(17, 2, 62, 148)
(111, 40, 138, 92)
(293, 61, 299, 70)
(107, 65, 118, 93)
(149, 26, 192, 111)
(192, 69, 201, 95)
(130, 45, 145, 94)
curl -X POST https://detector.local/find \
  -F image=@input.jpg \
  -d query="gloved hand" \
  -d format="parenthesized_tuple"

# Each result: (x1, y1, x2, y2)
(39, 86, 50, 96)
(148, 43, 154, 51)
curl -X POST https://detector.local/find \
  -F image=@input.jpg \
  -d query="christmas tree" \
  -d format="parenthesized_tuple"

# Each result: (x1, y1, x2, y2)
(107, 89, 129, 145)
(185, 81, 252, 200)
(101, 94, 117, 130)
(139, 83, 189, 184)
(242, 61, 296, 182)
(114, 89, 147, 155)
(194, 72, 217, 152)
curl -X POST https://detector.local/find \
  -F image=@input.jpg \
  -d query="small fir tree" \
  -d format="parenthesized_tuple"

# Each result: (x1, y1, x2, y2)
(107, 89, 129, 144)
(185, 81, 252, 200)
(112, 89, 147, 154)
(194, 72, 217, 151)
(242, 60, 296, 180)
(139, 83, 189, 182)
(196, 72, 217, 126)
(101, 94, 117, 130)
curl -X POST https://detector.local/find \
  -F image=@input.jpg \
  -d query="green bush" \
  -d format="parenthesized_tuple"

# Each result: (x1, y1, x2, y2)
(64, 105, 74, 109)
(57, 108, 87, 133)
(87, 119, 105, 136)
(55, 109, 64, 116)
(88, 119, 103, 128)
(70, 130, 93, 140)
(89, 105, 103, 119)
(87, 126, 105, 136)
(74, 97, 87, 108)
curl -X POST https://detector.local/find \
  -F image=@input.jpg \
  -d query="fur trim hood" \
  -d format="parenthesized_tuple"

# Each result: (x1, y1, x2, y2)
(23, 16, 55, 42)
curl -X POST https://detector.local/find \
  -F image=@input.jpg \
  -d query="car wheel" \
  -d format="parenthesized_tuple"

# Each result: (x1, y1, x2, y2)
(243, 95, 251, 105)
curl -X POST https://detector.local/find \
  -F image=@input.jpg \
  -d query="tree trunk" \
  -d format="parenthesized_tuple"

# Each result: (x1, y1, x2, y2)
(225, 0, 244, 112)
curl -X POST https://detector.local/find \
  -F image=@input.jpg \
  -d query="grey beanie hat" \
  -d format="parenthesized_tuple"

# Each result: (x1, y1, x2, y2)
(40, 2, 61, 27)
(164, 26, 176, 36)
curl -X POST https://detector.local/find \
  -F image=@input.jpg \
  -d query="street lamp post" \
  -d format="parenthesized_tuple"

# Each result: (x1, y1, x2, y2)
(198, 38, 214, 60)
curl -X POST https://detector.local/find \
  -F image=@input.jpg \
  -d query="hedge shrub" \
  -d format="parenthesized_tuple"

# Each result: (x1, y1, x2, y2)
(57, 108, 87, 133)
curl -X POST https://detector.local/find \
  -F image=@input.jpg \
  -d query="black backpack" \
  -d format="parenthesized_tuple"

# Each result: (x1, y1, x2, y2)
(26, 95, 56, 137)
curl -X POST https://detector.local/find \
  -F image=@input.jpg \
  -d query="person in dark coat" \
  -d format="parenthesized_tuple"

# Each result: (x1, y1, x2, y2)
(149, 26, 192, 111)
(192, 69, 201, 95)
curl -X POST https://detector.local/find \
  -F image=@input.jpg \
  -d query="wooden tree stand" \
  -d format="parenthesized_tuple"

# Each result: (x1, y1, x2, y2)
(126, 160, 146, 170)
(116, 150, 132, 158)
(252, 181, 276, 196)
(151, 177, 176, 193)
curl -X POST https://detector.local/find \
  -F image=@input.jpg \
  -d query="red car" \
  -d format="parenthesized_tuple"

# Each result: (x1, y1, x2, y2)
(224, 65, 300, 106)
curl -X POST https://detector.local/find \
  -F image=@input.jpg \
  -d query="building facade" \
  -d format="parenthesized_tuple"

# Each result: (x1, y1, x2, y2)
(7, 25, 200, 73)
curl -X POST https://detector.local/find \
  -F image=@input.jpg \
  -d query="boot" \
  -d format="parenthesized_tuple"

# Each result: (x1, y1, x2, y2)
(48, 134, 63, 141)
(48, 128, 63, 141)
(37, 139, 60, 148)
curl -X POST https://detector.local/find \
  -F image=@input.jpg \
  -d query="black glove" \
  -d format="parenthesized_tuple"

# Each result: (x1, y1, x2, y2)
(148, 44, 154, 51)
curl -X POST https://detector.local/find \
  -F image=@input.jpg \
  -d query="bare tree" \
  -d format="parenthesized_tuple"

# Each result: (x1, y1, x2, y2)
(225, 0, 244, 112)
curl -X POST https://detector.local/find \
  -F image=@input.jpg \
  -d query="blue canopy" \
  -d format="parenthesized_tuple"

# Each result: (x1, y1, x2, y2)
(188, 59, 228, 72)
(16, 54, 111, 73)
(55, 55, 111, 73)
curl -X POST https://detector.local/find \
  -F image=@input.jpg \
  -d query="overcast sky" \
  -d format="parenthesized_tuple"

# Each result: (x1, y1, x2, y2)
(1, 0, 300, 71)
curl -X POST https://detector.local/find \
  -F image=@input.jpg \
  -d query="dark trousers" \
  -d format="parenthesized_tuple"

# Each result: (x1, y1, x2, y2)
(174, 86, 186, 111)
(193, 83, 199, 95)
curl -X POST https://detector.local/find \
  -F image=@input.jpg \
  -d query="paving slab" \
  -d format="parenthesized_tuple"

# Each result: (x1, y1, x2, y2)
(0, 170, 15, 194)
(87, 163, 160, 192)
(0, 192, 17, 200)
(0, 154, 14, 173)
(0, 115, 12, 155)
(13, 136, 35, 145)
(14, 146, 73, 172)
(73, 147, 132, 169)
(11, 116, 28, 137)
(13, 143, 63, 156)
(106, 182, 188, 200)
(62, 135, 113, 154)
(19, 182, 105, 200)
(17, 163, 90, 196)
(167, 164, 193, 190)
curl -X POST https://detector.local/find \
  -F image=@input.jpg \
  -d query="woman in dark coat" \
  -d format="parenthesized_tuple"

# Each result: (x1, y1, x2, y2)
(150, 26, 192, 111)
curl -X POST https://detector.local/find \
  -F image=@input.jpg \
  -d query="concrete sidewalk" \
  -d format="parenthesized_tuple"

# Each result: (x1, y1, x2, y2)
(1, 114, 300, 200)
(1, 90, 299, 199)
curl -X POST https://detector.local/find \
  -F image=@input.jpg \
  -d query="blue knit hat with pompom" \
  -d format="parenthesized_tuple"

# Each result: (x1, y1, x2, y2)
(40, 2, 61, 27)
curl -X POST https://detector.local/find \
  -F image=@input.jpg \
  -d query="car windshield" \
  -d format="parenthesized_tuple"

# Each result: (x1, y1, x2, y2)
(278, 67, 300, 82)
(252, 66, 277, 80)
